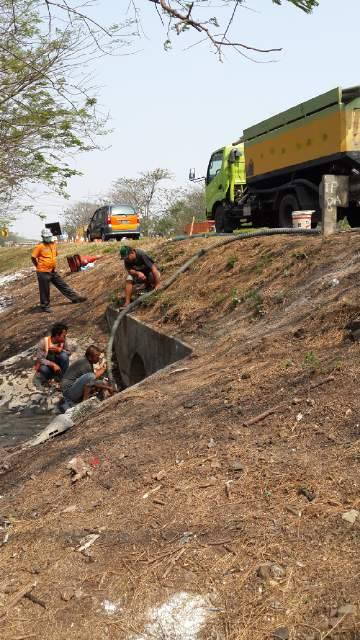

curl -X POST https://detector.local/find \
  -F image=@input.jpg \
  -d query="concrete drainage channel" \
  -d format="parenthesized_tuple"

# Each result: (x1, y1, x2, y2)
(106, 306, 192, 388)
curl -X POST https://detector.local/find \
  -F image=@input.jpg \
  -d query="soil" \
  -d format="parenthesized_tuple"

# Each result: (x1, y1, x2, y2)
(0, 233, 360, 639)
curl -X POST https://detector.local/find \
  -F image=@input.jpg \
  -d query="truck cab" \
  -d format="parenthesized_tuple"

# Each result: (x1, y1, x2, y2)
(205, 143, 246, 232)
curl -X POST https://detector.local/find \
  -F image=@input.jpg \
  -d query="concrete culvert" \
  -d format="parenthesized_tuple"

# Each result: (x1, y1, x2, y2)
(107, 309, 192, 389)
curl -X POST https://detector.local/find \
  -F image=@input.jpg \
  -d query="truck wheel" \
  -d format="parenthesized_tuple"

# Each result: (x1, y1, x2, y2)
(214, 206, 225, 233)
(278, 194, 299, 228)
(101, 230, 108, 242)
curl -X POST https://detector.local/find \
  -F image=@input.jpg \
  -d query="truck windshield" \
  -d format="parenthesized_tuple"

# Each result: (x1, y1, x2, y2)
(207, 150, 223, 183)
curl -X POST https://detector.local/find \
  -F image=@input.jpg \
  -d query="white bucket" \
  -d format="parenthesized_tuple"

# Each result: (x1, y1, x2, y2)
(291, 210, 314, 229)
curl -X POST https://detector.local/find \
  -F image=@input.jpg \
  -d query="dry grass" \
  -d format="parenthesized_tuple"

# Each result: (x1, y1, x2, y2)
(0, 232, 360, 638)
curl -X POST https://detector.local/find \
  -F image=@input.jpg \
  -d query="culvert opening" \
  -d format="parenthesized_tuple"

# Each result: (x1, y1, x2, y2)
(129, 353, 146, 385)
(107, 308, 192, 389)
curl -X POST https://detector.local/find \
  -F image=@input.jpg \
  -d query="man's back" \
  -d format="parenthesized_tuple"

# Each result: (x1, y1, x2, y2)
(124, 249, 154, 274)
(61, 356, 93, 392)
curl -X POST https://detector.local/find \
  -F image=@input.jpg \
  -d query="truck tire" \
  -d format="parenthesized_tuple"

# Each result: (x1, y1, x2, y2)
(278, 193, 300, 228)
(214, 205, 225, 233)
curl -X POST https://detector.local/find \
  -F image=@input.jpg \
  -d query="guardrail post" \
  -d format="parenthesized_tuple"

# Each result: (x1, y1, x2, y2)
(321, 175, 349, 236)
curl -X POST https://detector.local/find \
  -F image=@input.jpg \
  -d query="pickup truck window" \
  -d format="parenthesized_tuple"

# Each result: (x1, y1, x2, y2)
(207, 150, 223, 183)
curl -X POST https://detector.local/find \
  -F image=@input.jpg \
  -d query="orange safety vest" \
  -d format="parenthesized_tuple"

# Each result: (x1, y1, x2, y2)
(35, 336, 65, 371)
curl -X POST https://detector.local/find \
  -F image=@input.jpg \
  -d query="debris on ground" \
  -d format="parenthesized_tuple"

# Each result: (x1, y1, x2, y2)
(67, 456, 92, 482)
(341, 509, 359, 524)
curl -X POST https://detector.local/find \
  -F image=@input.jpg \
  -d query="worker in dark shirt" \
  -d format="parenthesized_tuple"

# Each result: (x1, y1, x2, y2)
(119, 245, 161, 306)
(61, 345, 113, 405)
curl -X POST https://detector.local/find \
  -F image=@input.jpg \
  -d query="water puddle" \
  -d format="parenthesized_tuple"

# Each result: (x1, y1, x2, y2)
(0, 406, 52, 448)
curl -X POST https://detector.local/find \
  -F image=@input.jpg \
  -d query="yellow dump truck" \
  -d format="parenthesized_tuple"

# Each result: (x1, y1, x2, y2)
(202, 86, 360, 231)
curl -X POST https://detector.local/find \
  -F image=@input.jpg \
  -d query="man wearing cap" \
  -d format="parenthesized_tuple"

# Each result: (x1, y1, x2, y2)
(31, 229, 87, 313)
(119, 245, 161, 307)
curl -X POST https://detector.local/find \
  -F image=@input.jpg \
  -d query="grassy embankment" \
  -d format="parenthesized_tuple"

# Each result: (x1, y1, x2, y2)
(0, 240, 156, 276)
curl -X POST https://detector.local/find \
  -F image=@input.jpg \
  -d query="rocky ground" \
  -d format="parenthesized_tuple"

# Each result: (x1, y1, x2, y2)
(0, 233, 360, 639)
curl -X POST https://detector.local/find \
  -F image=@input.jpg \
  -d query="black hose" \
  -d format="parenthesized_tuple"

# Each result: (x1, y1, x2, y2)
(106, 227, 320, 385)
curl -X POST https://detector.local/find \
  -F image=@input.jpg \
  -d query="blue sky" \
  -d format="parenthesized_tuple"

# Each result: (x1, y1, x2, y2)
(14, 0, 360, 237)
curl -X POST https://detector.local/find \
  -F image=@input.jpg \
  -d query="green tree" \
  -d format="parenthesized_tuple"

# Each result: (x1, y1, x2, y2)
(151, 185, 205, 236)
(62, 200, 98, 237)
(0, 0, 131, 211)
(110, 169, 172, 233)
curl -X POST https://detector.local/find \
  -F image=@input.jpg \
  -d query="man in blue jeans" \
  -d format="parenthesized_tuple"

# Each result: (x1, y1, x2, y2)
(61, 345, 114, 405)
(35, 322, 72, 384)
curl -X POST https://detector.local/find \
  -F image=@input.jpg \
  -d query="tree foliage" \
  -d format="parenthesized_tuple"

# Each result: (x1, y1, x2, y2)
(151, 185, 205, 236)
(62, 200, 97, 237)
(110, 168, 173, 233)
(146, 0, 319, 57)
(0, 0, 133, 213)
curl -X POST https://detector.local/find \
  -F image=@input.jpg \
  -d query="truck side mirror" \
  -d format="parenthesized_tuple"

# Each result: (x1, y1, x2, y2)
(229, 149, 241, 164)
(189, 168, 195, 181)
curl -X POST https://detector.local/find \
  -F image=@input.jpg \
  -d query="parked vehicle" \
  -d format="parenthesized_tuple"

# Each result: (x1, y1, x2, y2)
(86, 204, 140, 241)
(194, 86, 360, 232)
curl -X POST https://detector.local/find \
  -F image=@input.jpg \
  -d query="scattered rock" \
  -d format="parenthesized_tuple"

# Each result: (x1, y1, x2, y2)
(298, 487, 316, 502)
(286, 505, 300, 516)
(61, 589, 74, 602)
(257, 562, 286, 581)
(183, 400, 196, 409)
(231, 461, 244, 472)
(337, 604, 356, 617)
(62, 505, 77, 514)
(292, 397, 301, 405)
(272, 626, 289, 640)
(293, 327, 305, 339)
(77, 534, 100, 553)
(153, 470, 166, 481)
(296, 413, 303, 422)
(341, 509, 359, 525)
(207, 438, 216, 449)
(241, 372, 251, 380)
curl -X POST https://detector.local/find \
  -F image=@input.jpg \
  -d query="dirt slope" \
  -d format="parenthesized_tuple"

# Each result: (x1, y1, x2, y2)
(1, 233, 360, 639)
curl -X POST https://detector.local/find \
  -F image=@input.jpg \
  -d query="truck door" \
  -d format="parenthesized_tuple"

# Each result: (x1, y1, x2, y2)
(206, 149, 225, 215)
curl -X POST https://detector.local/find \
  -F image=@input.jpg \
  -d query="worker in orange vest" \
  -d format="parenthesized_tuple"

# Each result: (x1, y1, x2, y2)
(31, 229, 87, 313)
(35, 322, 73, 384)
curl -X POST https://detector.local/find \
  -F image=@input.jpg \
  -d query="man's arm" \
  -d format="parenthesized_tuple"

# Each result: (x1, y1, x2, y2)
(31, 246, 40, 268)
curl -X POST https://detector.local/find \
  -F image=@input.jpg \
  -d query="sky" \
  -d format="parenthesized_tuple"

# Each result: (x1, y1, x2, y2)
(13, 0, 360, 238)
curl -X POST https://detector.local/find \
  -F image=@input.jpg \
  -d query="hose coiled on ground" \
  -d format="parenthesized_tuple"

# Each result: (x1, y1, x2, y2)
(106, 228, 320, 385)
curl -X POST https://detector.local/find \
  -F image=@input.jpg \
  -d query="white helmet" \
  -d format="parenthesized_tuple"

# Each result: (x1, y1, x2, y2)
(41, 228, 54, 242)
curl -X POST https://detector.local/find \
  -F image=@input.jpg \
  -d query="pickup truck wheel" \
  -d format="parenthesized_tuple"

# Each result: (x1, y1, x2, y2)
(101, 230, 108, 242)
(214, 206, 225, 233)
(278, 194, 299, 228)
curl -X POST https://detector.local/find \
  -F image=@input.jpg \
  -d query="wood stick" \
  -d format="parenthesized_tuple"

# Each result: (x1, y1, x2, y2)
(243, 375, 336, 427)
(243, 403, 284, 427)
(162, 547, 186, 579)
(0, 582, 36, 620)
(309, 375, 335, 390)
(24, 592, 46, 609)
